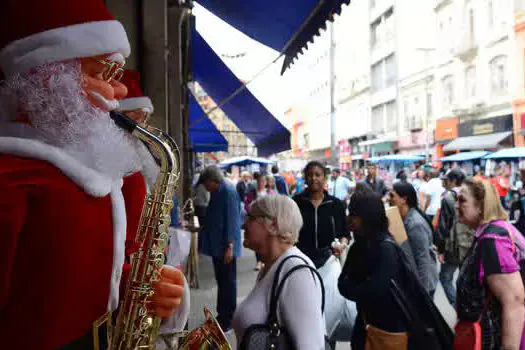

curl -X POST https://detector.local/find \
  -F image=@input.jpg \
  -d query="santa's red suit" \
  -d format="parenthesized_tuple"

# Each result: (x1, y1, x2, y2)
(0, 0, 189, 349)
(0, 143, 146, 349)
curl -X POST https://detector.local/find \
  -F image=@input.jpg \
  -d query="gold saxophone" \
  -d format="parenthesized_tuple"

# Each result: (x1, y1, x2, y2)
(93, 112, 230, 350)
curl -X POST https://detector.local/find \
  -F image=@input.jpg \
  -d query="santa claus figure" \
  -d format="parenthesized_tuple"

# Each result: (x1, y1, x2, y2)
(0, 1, 188, 349)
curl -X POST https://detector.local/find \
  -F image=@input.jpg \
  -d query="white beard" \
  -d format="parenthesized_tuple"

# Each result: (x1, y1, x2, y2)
(0, 60, 159, 183)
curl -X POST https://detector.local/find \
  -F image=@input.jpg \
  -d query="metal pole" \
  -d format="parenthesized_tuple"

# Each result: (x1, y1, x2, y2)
(425, 74, 430, 164)
(329, 20, 337, 167)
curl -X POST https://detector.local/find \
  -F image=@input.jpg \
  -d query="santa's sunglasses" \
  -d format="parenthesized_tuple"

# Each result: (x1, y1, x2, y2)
(94, 58, 124, 83)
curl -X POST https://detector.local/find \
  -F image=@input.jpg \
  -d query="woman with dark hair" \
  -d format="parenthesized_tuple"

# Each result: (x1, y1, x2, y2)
(292, 161, 351, 343)
(292, 161, 350, 267)
(338, 192, 408, 349)
(390, 182, 439, 296)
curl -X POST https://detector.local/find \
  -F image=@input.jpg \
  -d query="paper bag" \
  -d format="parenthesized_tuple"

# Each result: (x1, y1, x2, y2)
(386, 206, 408, 244)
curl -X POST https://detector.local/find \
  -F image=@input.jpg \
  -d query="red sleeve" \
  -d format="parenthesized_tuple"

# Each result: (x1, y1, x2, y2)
(0, 183, 27, 310)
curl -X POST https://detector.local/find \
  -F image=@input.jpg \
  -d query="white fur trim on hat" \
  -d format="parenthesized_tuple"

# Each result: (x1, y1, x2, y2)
(0, 136, 113, 196)
(116, 97, 154, 114)
(0, 20, 131, 77)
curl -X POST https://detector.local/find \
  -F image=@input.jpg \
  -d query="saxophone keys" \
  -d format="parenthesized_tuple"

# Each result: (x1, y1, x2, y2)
(139, 316, 153, 331)
(156, 233, 169, 249)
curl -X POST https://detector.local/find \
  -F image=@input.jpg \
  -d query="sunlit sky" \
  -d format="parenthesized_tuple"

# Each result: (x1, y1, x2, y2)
(192, 2, 292, 127)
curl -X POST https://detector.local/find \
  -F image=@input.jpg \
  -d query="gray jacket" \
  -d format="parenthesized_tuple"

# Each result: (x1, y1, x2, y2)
(403, 208, 439, 293)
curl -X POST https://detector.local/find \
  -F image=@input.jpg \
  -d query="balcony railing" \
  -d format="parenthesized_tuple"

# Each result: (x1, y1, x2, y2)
(407, 117, 424, 131)
(455, 36, 478, 61)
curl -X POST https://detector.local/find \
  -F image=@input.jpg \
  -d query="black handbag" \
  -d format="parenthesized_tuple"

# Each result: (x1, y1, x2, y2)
(385, 238, 454, 350)
(239, 255, 329, 350)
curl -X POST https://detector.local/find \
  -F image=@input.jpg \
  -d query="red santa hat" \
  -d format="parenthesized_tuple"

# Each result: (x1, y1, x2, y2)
(116, 70, 154, 114)
(0, 0, 131, 77)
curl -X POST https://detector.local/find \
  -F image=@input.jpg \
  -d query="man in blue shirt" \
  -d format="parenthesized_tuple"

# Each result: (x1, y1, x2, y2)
(198, 166, 241, 331)
(329, 168, 355, 201)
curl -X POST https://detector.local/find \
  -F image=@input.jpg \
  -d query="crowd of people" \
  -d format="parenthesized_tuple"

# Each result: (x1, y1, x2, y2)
(195, 161, 525, 350)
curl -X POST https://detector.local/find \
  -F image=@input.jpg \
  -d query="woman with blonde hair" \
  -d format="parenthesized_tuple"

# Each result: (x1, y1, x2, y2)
(233, 195, 326, 349)
(455, 178, 525, 349)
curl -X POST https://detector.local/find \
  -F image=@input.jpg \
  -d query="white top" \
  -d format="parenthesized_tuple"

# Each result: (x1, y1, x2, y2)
(232, 247, 325, 349)
(420, 178, 444, 216)
(194, 183, 210, 207)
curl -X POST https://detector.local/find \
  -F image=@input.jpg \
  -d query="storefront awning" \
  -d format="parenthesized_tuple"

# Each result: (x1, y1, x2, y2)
(219, 156, 276, 168)
(191, 30, 291, 157)
(440, 151, 491, 162)
(485, 147, 525, 159)
(370, 155, 424, 164)
(189, 97, 229, 153)
(197, 0, 351, 74)
(442, 132, 512, 152)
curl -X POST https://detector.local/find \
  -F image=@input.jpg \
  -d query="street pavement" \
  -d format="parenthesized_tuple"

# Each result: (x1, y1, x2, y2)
(187, 244, 457, 349)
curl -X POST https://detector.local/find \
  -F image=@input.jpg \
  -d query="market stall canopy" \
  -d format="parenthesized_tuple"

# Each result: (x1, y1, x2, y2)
(191, 30, 291, 157)
(189, 97, 229, 152)
(442, 131, 512, 152)
(219, 156, 276, 168)
(196, 0, 351, 74)
(369, 155, 424, 164)
(440, 151, 491, 162)
(485, 147, 525, 159)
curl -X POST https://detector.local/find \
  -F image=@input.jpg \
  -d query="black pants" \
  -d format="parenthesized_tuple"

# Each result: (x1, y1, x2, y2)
(212, 257, 237, 330)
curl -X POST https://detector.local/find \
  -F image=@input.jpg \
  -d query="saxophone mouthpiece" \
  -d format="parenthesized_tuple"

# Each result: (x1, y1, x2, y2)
(109, 111, 138, 134)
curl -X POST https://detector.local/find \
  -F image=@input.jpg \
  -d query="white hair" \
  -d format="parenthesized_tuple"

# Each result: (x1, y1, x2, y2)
(252, 194, 303, 244)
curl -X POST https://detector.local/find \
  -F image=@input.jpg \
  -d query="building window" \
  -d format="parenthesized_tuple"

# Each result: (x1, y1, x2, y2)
(465, 66, 476, 99)
(371, 106, 384, 133)
(386, 101, 397, 132)
(385, 54, 396, 88)
(371, 54, 397, 92)
(404, 99, 411, 129)
(371, 62, 383, 91)
(384, 8, 395, 47)
(442, 75, 454, 107)
(488, 1, 494, 28)
(371, 19, 381, 51)
(490, 55, 508, 96)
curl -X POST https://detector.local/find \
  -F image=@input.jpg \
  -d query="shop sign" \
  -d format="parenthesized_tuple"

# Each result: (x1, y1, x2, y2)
(458, 115, 512, 137)
(435, 118, 459, 141)
(472, 123, 494, 135)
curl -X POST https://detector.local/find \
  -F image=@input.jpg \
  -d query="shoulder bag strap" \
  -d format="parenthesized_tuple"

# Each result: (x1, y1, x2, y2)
(269, 264, 325, 323)
(268, 255, 318, 322)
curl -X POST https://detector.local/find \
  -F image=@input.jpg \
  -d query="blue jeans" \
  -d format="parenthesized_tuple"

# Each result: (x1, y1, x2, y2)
(439, 261, 457, 307)
(212, 257, 237, 330)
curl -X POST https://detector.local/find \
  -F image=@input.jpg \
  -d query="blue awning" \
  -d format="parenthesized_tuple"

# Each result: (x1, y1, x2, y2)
(197, 0, 351, 74)
(369, 155, 424, 164)
(191, 30, 291, 157)
(189, 97, 228, 153)
(485, 147, 525, 159)
(219, 156, 276, 168)
(440, 151, 491, 162)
